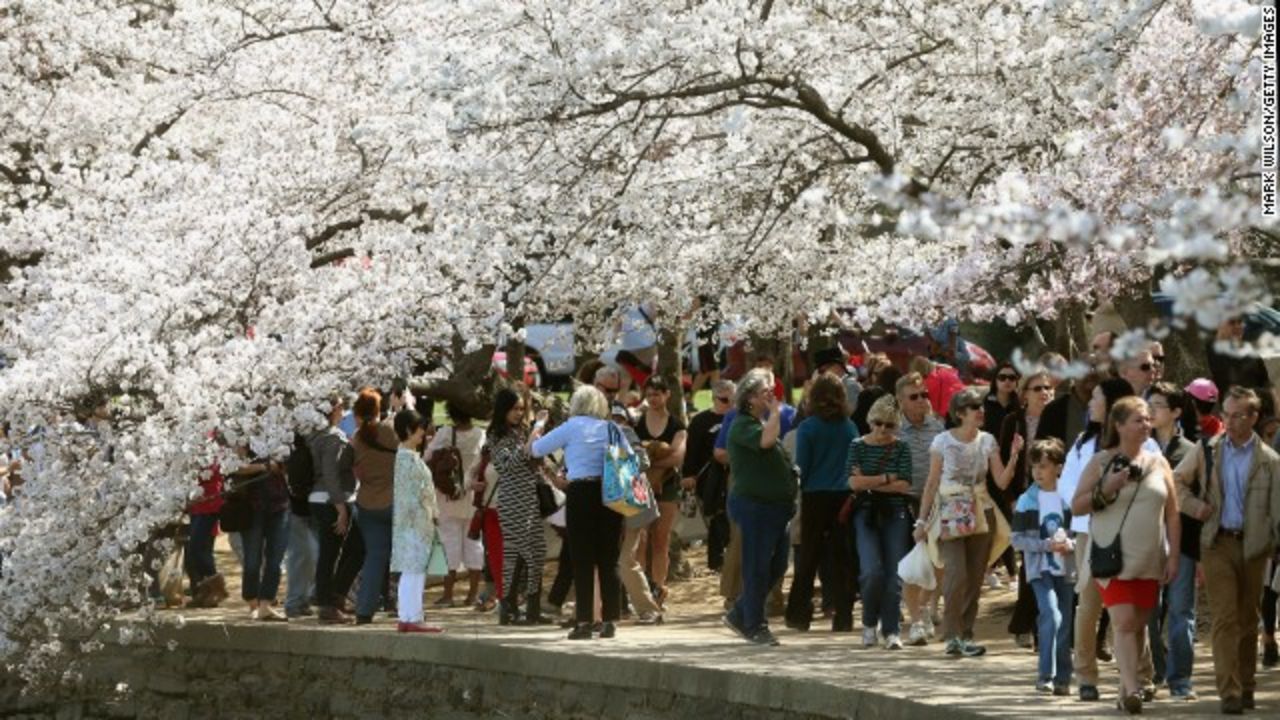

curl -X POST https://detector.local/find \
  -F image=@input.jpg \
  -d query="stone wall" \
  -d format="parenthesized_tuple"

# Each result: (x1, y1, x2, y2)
(1, 622, 945, 720)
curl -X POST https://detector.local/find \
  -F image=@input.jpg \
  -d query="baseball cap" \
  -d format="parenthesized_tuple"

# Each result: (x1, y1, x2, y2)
(813, 347, 845, 371)
(1184, 378, 1219, 403)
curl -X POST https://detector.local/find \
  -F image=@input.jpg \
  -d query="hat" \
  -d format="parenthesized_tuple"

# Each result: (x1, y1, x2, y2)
(1184, 378, 1219, 403)
(609, 402, 631, 420)
(813, 347, 845, 371)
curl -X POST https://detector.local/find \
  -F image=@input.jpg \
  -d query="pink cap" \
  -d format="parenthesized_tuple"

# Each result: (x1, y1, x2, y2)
(1184, 378, 1219, 403)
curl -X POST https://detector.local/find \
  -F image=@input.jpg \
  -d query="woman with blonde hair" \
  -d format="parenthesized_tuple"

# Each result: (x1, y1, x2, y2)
(848, 394, 914, 649)
(1070, 397, 1179, 715)
(532, 385, 628, 640)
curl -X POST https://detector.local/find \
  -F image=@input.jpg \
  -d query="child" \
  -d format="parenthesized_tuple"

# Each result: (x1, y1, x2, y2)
(1011, 438, 1074, 695)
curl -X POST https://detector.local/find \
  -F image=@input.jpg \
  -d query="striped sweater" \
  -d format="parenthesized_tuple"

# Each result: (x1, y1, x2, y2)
(1011, 483, 1076, 579)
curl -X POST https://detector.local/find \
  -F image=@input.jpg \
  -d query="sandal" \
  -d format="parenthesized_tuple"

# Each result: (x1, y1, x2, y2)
(475, 597, 497, 612)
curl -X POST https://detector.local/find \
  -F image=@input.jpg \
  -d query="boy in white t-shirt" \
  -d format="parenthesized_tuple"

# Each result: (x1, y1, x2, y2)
(1011, 438, 1075, 695)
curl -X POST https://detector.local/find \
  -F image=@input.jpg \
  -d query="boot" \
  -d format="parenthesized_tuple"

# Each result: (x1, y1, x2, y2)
(521, 595, 554, 625)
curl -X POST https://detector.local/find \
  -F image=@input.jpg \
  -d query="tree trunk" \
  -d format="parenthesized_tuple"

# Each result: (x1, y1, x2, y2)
(505, 331, 526, 386)
(656, 323, 686, 426)
(410, 342, 497, 420)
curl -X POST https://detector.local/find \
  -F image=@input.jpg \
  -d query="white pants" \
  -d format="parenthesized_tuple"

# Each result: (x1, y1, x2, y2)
(399, 572, 425, 624)
(438, 515, 485, 571)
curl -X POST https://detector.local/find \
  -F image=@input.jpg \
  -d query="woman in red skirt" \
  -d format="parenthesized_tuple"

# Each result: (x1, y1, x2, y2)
(1071, 396, 1180, 715)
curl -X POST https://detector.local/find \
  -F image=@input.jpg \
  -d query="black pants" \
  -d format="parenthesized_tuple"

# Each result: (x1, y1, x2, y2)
(310, 502, 364, 609)
(1264, 586, 1279, 635)
(785, 492, 853, 630)
(548, 530, 574, 607)
(706, 512, 731, 571)
(566, 480, 623, 623)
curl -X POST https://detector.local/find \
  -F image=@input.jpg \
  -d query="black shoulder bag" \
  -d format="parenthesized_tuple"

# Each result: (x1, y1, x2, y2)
(1090, 466, 1142, 579)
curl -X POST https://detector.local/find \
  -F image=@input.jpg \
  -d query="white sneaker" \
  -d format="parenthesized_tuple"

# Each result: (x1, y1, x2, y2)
(907, 622, 928, 646)
(923, 616, 936, 639)
(985, 572, 1002, 589)
(884, 633, 903, 650)
(862, 627, 878, 648)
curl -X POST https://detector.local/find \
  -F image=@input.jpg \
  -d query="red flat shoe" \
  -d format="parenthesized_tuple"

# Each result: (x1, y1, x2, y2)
(397, 622, 445, 634)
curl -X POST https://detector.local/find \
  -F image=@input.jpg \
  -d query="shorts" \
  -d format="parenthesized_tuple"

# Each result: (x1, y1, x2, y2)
(1097, 578, 1159, 610)
(437, 515, 485, 571)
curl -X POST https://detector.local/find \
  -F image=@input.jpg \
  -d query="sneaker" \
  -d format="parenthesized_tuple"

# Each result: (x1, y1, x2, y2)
(1015, 633, 1034, 649)
(747, 627, 780, 646)
(944, 637, 963, 656)
(722, 612, 747, 639)
(986, 572, 1002, 589)
(635, 611, 663, 626)
(862, 627, 878, 648)
(1079, 685, 1100, 701)
(907, 621, 929, 646)
(1096, 645, 1113, 662)
(884, 633, 903, 650)
(959, 639, 986, 657)
(923, 616, 936, 639)
(1035, 680, 1053, 693)
(1168, 687, 1197, 701)
(258, 605, 287, 622)
(1140, 685, 1156, 702)
(1053, 685, 1070, 697)
(599, 621, 617, 639)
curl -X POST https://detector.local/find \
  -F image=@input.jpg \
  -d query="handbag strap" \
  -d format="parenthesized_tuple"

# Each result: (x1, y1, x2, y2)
(1112, 464, 1143, 535)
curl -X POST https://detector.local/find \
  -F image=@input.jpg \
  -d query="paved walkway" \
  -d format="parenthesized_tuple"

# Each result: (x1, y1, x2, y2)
(172, 601, 1279, 719)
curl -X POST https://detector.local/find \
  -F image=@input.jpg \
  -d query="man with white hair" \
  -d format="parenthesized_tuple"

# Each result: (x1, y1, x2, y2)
(1118, 349, 1157, 399)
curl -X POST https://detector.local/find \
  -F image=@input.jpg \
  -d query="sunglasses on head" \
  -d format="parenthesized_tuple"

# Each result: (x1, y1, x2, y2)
(871, 420, 897, 429)
(997, 374, 1018, 382)
(906, 391, 929, 401)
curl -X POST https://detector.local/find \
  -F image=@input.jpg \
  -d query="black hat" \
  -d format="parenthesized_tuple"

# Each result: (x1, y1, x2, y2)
(813, 347, 845, 371)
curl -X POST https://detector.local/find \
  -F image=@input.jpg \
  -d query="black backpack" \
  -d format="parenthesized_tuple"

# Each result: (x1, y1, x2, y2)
(285, 432, 316, 503)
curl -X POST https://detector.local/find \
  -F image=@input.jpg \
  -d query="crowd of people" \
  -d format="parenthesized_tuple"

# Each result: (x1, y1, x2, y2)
(33, 315, 1275, 717)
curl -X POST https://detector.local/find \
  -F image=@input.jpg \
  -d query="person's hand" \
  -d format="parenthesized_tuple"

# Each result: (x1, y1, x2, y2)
(681, 476, 696, 491)
(888, 479, 913, 495)
(1102, 467, 1129, 496)
(333, 503, 350, 536)
(1196, 503, 1213, 522)
(1163, 553, 1180, 585)
(912, 525, 928, 543)
(764, 393, 781, 415)
(472, 480, 486, 493)
(1010, 433, 1024, 457)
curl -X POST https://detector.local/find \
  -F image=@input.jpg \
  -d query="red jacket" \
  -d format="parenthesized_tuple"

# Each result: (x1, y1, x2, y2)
(925, 365, 966, 419)
(189, 465, 225, 516)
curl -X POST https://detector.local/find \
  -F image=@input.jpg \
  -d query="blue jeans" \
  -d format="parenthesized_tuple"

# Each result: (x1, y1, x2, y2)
(184, 513, 219, 586)
(1030, 573, 1074, 686)
(727, 493, 793, 634)
(1164, 553, 1197, 693)
(853, 501, 911, 635)
(241, 509, 288, 601)
(285, 510, 319, 614)
(354, 505, 393, 618)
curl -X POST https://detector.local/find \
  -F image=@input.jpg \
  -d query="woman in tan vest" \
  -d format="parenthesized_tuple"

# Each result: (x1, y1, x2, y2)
(1071, 396, 1180, 715)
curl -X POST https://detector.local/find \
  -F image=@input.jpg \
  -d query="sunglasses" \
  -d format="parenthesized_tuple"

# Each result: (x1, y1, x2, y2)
(871, 420, 898, 429)
(1030, 384, 1052, 393)
(906, 392, 929, 402)
(1137, 363, 1153, 372)
(1152, 355, 1165, 364)
(713, 396, 732, 404)
(997, 374, 1018, 382)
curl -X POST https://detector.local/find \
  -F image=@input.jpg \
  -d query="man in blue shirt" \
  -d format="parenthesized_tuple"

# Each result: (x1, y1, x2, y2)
(1181, 387, 1280, 714)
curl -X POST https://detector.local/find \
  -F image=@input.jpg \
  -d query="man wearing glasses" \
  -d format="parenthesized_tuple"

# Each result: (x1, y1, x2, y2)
(1119, 350, 1157, 399)
(896, 371, 946, 645)
(681, 380, 737, 571)
(1175, 387, 1280, 714)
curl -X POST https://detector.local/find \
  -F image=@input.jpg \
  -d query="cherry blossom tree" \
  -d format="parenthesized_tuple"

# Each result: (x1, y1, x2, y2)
(0, 0, 1274, 680)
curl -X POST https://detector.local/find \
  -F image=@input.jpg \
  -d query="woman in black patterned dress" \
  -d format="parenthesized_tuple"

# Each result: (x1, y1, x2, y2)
(488, 388, 551, 625)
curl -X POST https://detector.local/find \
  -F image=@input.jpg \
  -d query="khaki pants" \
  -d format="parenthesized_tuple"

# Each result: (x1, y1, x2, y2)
(938, 510, 995, 640)
(619, 526, 661, 616)
(1202, 534, 1269, 701)
(720, 516, 785, 613)
(1074, 534, 1155, 688)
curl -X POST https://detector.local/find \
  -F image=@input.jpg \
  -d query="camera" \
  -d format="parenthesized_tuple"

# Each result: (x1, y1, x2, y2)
(1110, 454, 1142, 481)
